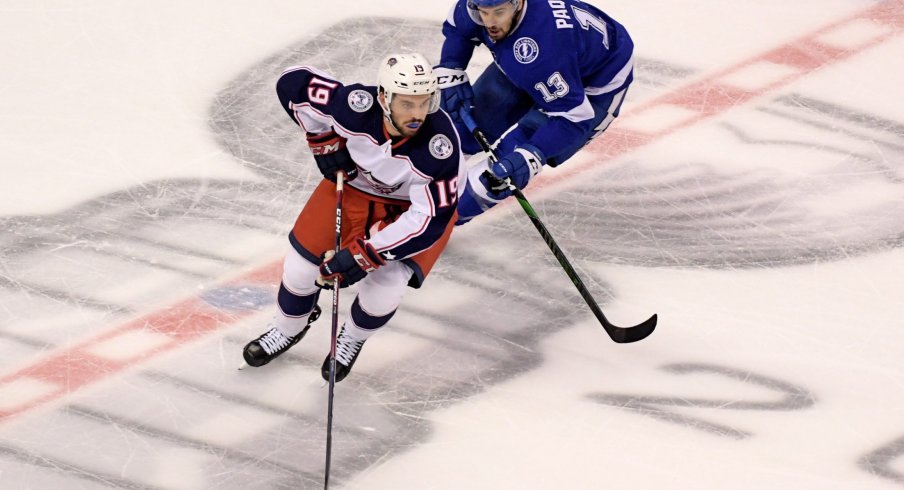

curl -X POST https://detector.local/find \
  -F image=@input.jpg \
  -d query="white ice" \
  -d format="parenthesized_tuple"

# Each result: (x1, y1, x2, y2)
(1, 0, 903, 489)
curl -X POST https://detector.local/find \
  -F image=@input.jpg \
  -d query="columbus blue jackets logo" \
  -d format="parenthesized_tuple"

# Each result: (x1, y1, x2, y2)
(513, 37, 540, 64)
(360, 169, 403, 195)
(348, 89, 373, 112)
(428, 134, 454, 160)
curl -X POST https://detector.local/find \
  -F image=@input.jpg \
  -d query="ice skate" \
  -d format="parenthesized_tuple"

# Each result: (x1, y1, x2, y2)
(240, 305, 321, 369)
(321, 326, 366, 383)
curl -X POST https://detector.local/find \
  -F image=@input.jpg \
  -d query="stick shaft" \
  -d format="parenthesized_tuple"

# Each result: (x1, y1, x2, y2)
(324, 172, 344, 489)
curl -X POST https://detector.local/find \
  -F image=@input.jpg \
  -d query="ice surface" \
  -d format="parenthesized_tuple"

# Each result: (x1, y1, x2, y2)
(1, 0, 903, 489)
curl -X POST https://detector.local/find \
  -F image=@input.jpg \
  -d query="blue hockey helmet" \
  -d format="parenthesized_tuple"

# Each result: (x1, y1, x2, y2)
(467, 0, 517, 8)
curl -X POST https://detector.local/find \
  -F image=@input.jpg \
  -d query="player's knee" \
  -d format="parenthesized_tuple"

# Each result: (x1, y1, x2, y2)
(282, 248, 321, 293)
(355, 262, 410, 313)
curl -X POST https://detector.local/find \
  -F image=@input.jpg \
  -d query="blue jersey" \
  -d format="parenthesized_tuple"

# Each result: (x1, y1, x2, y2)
(276, 66, 466, 261)
(440, 0, 634, 158)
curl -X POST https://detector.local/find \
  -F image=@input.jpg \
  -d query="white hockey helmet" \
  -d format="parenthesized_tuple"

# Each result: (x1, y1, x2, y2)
(377, 53, 440, 116)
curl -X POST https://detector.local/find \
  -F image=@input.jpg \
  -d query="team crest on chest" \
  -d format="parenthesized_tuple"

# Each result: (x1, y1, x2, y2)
(428, 134, 454, 159)
(513, 37, 540, 64)
(348, 89, 373, 112)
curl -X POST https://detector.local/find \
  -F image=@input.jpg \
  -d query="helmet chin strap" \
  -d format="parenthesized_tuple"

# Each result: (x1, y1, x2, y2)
(384, 113, 403, 136)
(379, 90, 403, 136)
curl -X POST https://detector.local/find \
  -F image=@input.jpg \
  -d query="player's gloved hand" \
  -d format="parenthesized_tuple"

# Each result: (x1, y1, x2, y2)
(434, 66, 473, 122)
(306, 131, 358, 182)
(317, 238, 385, 289)
(481, 144, 545, 198)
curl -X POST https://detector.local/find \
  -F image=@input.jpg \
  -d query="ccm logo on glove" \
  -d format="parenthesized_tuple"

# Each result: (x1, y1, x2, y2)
(318, 238, 386, 288)
(307, 131, 345, 155)
(306, 130, 358, 182)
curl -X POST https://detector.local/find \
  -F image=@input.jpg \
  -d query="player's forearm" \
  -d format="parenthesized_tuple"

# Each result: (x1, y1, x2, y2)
(528, 116, 587, 166)
(368, 208, 453, 260)
(439, 24, 477, 69)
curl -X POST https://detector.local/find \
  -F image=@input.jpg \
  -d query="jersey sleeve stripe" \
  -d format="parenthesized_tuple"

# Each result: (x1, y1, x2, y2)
(585, 55, 635, 95)
(424, 182, 436, 216)
(545, 95, 595, 123)
(446, 4, 457, 27)
(375, 214, 431, 252)
(289, 101, 334, 132)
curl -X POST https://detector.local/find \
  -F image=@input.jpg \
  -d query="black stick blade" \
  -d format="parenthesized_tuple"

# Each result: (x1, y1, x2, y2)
(461, 112, 658, 345)
(605, 313, 657, 343)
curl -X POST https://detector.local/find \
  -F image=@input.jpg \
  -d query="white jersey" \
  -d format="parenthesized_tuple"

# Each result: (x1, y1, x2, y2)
(276, 66, 467, 261)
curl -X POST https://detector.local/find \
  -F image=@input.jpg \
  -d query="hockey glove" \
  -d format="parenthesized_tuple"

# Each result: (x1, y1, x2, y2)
(482, 144, 545, 198)
(434, 66, 473, 122)
(306, 131, 358, 182)
(318, 238, 385, 288)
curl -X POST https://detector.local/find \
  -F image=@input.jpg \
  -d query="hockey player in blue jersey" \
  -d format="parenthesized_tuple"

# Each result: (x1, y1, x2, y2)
(435, 0, 634, 224)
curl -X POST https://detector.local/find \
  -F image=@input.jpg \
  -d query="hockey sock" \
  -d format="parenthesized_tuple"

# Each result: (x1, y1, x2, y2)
(345, 296, 396, 341)
(274, 282, 320, 337)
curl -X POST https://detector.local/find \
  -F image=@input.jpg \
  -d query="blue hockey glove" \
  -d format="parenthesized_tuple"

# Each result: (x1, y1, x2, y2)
(434, 66, 473, 121)
(483, 145, 545, 197)
(306, 131, 358, 182)
(318, 238, 385, 289)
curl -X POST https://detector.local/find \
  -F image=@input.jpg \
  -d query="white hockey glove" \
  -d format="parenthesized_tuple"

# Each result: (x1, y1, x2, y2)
(434, 66, 473, 120)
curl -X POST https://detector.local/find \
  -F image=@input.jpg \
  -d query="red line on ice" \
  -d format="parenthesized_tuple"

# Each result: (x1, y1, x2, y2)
(0, 261, 282, 421)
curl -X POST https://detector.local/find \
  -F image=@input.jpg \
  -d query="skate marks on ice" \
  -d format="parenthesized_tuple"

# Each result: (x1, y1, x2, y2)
(0, 179, 298, 351)
(527, 89, 904, 269)
(527, 88, 904, 269)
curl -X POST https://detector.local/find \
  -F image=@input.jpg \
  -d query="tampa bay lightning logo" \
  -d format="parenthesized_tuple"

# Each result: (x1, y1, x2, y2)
(348, 89, 373, 112)
(513, 37, 540, 64)
(428, 134, 454, 160)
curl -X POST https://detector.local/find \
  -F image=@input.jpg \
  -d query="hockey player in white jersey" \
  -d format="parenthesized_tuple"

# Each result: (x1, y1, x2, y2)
(242, 53, 466, 382)
(435, 0, 634, 224)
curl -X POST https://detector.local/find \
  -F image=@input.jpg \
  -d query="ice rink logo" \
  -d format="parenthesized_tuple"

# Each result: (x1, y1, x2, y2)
(348, 89, 374, 112)
(428, 134, 454, 159)
(514, 37, 539, 64)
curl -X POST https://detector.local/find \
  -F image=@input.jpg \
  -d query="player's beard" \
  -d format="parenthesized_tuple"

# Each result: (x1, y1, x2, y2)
(487, 25, 508, 41)
(395, 116, 423, 137)
(486, 15, 516, 41)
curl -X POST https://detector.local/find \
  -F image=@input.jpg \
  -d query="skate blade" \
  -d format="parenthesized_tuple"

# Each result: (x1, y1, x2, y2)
(237, 361, 251, 371)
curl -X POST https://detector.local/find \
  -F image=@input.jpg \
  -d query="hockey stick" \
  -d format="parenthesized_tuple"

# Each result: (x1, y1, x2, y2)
(458, 109, 656, 343)
(323, 171, 344, 489)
